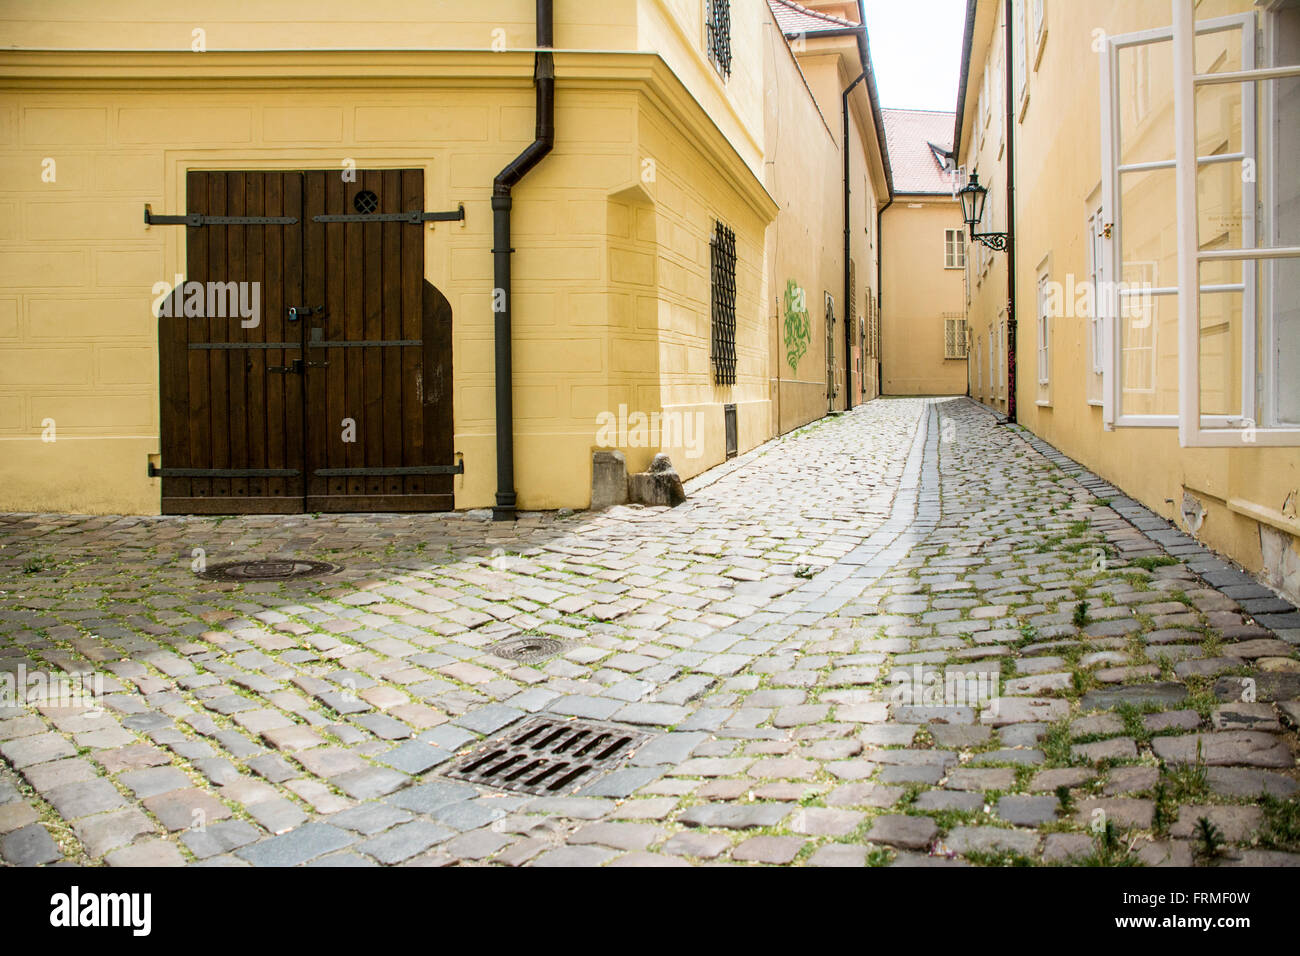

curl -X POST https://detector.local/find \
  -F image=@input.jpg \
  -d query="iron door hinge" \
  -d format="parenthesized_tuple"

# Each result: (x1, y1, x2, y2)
(144, 204, 299, 227)
(149, 463, 300, 478)
(311, 203, 464, 225)
(313, 462, 465, 477)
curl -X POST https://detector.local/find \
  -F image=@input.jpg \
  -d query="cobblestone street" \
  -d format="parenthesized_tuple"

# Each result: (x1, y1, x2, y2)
(2, 397, 1298, 867)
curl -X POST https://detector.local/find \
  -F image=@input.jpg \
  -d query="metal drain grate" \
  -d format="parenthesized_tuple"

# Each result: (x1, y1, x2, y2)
(197, 559, 340, 582)
(443, 716, 650, 796)
(488, 635, 565, 664)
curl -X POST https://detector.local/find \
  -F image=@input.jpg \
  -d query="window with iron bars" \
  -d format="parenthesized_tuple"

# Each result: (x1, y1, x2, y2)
(706, 0, 732, 79)
(944, 314, 968, 359)
(710, 220, 737, 386)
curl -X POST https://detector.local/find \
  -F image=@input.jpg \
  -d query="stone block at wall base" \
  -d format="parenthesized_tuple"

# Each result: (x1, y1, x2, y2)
(627, 453, 686, 507)
(590, 450, 628, 510)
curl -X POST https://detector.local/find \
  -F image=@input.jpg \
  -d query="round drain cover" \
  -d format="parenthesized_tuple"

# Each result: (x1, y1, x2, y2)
(197, 559, 340, 582)
(489, 636, 565, 664)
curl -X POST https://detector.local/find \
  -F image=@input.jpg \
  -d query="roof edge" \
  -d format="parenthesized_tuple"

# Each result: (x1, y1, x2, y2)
(952, 0, 979, 159)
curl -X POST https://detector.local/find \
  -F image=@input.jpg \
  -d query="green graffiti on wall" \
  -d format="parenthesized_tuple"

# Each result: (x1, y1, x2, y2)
(783, 279, 810, 373)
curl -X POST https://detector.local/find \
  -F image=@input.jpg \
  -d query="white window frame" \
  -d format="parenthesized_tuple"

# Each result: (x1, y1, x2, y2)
(1173, 0, 1300, 445)
(1033, 0, 1047, 66)
(945, 228, 966, 268)
(1099, 10, 1257, 430)
(988, 326, 996, 400)
(1036, 271, 1051, 385)
(981, 62, 991, 135)
(998, 317, 1007, 400)
(1086, 206, 1107, 380)
(1014, 0, 1029, 117)
(1261, 0, 1300, 430)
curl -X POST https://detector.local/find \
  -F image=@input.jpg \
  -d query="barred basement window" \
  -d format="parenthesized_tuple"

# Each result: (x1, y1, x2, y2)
(944, 314, 968, 359)
(848, 258, 857, 330)
(706, 0, 732, 79)
(710, 220, 737, 386)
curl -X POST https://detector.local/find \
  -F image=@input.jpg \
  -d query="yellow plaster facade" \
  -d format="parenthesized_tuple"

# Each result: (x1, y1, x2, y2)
(881, 195, 968, 395)
(0, 0, 888, 515)
(958, 0, 1300, 600)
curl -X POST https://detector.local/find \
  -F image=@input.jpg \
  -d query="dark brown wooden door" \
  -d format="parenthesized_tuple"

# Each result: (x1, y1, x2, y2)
(302, 169, 453, 512)
(158, 169, 453, 514)
(158, 170, 305, 514)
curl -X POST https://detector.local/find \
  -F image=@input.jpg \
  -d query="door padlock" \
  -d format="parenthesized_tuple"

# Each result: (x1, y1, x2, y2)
(287, 305, 326, 322)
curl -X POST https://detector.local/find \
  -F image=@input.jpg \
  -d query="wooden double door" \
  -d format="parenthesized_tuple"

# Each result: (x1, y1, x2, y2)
(158, 169, 455, 513)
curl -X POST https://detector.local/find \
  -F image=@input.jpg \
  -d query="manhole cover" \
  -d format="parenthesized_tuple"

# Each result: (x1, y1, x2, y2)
(197, 559, 340, 582)
(443, 716, 651, 796)
(488, 635, 565, 664)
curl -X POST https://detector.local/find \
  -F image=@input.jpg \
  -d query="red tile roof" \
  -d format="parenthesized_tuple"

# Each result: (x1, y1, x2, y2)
(881, 108, 957, 194)
(767, 0, 857, 36)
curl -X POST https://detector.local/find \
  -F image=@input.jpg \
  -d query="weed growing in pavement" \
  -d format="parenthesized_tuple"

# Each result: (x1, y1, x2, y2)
(1258, 794, 1300, 851)
(1194, 816, 1226, 862)
(1072, 600, 1091, 627)
(1080, 819, 1142, 866)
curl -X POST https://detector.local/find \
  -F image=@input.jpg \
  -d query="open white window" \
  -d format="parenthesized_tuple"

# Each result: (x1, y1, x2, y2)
(1036, 271, 1051, 385)
(1171, 0, 1300, 445)
(1099, 10, 1260, 432)
(1086, 205, 1107, 404)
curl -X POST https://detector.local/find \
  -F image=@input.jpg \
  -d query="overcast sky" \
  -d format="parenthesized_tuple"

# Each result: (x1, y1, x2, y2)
(863, 0, 968, 112)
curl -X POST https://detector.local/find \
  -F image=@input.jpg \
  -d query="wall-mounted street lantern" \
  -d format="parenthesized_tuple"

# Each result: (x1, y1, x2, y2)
(958, 172, 1008, 251)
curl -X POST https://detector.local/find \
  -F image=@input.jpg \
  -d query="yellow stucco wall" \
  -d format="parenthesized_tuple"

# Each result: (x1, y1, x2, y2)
(0, 0, 638, 50)
(881, 196, 967, 395)
(761, 33, 839, 435)
(783, 40, 885, 419)
(4, 1, 882, 514)
(960, 0, 1300, 596)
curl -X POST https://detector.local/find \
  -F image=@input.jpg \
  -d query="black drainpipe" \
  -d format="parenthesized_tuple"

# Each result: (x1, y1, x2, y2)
(491, 0, 555, 521)
(842, 70, 867, 409)
(1003, 0, 1017, 424)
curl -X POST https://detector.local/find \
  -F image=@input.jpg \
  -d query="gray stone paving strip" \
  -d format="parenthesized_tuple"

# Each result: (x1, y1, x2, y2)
(1, 396, 1297, 867)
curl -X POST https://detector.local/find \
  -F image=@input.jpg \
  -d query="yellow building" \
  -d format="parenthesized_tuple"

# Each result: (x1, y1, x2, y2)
(956, 0, 1300, 602)
(766, 0, 892, 419)
(0, 0, 890, 517)
(879, 108, 968, 396)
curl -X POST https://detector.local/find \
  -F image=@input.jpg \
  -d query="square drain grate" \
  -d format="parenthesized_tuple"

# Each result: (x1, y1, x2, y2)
(443, 716, 651, 796)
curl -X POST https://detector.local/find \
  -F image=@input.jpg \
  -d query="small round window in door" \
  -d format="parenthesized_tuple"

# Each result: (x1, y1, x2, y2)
(352, 190, 379, 214)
